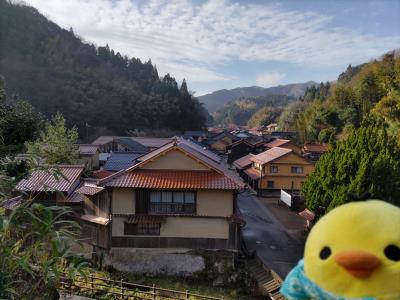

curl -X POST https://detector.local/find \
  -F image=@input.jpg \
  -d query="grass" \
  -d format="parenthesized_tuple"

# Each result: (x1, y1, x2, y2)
(104, 269, 262, 300)
(61, 268, 262, 300)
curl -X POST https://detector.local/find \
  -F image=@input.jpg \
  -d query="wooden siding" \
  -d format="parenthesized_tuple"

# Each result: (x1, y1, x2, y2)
(81, 221, 110, 249)
(111, 220, 240, 251)
(84, 190, 111, 218)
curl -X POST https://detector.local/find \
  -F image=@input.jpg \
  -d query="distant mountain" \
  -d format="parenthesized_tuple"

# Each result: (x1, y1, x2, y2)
(198, 81, 317, 112)
(0, 1, 206, 136)
(214, 94, 295, 126)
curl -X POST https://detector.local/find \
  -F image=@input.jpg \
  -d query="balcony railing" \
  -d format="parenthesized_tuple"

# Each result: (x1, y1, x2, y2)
(149, 203, 196, 215)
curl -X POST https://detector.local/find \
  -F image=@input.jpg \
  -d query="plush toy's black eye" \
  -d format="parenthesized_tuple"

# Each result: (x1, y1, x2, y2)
(320, 246, 331, 260)
(384, 245, 400, 261)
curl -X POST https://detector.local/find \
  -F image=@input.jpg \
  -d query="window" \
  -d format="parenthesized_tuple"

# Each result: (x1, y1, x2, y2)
(124, 223, 160, 235)
(150, 191, 161, 203)
(124, 223, 136, 235)
(267, 181, 274, 188)
(291, 166, 304, 174)
(270, 166, 278, 173)
(149, 191, 196, 214)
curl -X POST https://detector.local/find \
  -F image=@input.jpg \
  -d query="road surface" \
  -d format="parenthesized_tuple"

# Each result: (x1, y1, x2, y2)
(238, 190, 305, 278)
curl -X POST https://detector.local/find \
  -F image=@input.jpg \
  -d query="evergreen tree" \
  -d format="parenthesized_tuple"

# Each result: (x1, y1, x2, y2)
(358, 71, 384, 116)
(180, 78, 189, 96)
(0, 78, 43, 157)
(302, 117, 400, 218)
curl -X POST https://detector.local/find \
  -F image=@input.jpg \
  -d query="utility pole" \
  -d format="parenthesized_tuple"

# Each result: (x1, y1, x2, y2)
(85, 122, 89, 143)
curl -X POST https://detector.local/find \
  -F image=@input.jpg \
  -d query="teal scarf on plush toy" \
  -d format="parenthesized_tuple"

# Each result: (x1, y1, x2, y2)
(280, 260, 376, 300)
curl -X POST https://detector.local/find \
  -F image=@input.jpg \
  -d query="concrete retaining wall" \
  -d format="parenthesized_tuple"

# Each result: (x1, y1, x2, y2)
(103, 248, 205, 276)
(100, 248, 235, 277)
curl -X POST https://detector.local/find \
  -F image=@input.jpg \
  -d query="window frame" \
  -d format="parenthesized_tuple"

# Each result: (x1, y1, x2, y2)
(124, 222, 161, 235)
(269, 165, 278, 173)
(291, 166, 304, 174)
(149, 190, 197, 215)
(267, 181, 274, 188)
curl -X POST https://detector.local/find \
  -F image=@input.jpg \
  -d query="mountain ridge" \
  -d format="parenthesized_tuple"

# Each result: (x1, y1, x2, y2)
(198, 81, 318, 112)
(0, 0, 206, 136)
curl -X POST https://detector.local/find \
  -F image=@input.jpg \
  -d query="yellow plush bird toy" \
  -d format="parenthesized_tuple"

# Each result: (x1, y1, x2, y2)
(281, 200, 400, 300)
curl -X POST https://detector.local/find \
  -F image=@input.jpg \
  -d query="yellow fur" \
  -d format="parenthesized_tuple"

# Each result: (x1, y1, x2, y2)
(304, 200, 400, 299)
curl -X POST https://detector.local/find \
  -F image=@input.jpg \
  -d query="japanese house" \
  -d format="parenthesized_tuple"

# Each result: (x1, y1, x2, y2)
(203, 131, 239, 153)
(75, 138, 243, 252)
(8, 139, 244, 253)
(234, 147, 314, 192)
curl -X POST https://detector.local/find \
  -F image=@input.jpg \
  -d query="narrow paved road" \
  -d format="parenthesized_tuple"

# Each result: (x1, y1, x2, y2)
(238, 190, 305, 279)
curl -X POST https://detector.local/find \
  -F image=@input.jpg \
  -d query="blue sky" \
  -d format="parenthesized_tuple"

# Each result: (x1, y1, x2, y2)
(25, 0, 400, 95)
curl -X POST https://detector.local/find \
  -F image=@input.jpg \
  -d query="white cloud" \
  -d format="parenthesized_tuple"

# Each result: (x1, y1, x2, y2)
(256, 73, 285, 87)
(23, 0, 400, 86)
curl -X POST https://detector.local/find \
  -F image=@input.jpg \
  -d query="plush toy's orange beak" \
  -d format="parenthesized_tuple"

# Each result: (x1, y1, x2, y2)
(334, 250, 380, 278)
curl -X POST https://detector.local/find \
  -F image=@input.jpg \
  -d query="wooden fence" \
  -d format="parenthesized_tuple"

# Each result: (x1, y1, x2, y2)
(59, 273, 225, 300)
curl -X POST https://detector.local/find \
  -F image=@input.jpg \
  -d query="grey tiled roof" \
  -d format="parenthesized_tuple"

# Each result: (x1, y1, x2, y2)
(103, 152, 142, 171)
(115, 137, 149, 153)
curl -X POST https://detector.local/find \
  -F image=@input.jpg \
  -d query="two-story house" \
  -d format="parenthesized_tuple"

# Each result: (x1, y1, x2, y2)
(234, 147, 314, 192)
(76, 138, 244, 254)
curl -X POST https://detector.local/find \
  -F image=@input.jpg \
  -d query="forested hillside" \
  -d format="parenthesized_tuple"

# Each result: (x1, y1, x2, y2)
(198, 82, 316, 113)
(0, 0, 206, 136)
(278, 51, 400, 143)
(214, 94, 294, 126)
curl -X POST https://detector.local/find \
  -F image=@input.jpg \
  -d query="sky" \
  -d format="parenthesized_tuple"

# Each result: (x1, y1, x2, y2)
(24, 0, 400, 95)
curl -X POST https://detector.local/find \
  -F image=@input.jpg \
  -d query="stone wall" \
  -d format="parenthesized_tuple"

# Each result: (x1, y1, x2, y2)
(101, 248, 234, 277)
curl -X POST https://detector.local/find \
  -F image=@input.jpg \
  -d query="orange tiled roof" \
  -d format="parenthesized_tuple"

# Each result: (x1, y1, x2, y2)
(250, 147, 292, 165)
(93, 170, 114, 179)
(233, 154, 254, 170)
(105, 170, 240, 190)
(265, 139, 291, 148)
(303, 143, 329, 153)
(15, 165, 84, 193)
